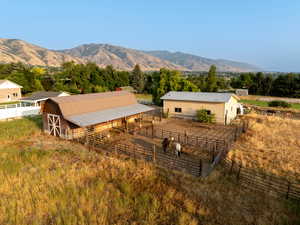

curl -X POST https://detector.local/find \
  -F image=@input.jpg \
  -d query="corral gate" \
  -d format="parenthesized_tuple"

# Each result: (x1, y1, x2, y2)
(47, 114, 61, 137)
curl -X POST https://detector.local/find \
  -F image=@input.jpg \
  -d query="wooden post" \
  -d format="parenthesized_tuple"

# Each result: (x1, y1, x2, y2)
(286, 182, 291, 199)
(178, 133, 180, 142)
(139, 113, 142, 128)
(237, 164, 242, 181)
(198, 159, 202, 177)
(85, 128, 89, 146)
(230, 160, 234, 174)
(161, 129, 163, 138)
(151, 120, 154, 138)
(211, 148, 215, 163)
(185, 131, 187, 144)
(160, 109, 162, 121)
(153, 144, 156, 163)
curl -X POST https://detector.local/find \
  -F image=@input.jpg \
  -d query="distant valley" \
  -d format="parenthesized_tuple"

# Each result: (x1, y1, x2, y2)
(0, 38, 260, 72)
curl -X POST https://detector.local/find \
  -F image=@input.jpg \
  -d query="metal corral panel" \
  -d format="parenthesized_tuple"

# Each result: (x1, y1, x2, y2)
(161, 91, 238, 103)
(65, 104, 153, 127)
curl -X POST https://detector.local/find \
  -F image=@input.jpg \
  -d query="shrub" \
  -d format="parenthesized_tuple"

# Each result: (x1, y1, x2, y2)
(196, 109, 215, 123)
(268, 100, 291, 108)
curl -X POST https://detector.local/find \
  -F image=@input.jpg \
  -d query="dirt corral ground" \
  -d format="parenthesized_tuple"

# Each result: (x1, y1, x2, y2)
(156, 118, 238, 140)
(114, 133, 212, 161)
(228, 113, 300, 181)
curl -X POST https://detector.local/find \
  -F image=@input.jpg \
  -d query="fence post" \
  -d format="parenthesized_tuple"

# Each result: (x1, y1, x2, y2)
(211, 148, 215, 163)
(198, 159, 202, 177)
(152, 122, 154, 139)
(237, 164, 242, 181)
(230, 160, 234, 174)
(286, 181, 291, 199)
(153, 144, 156, 163)
(134, 145, 136, 160)
(185, 131, 187, 144)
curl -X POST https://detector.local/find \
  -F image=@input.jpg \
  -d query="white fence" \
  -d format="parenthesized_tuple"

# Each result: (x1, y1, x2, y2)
(0, 103, 41, 120)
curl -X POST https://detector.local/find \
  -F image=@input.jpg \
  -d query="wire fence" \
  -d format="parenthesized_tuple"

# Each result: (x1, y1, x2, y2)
(223, 158, 300, 201)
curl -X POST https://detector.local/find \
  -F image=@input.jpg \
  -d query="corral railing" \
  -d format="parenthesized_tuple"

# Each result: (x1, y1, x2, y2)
(62, 117, 248, 178)
(71, 131, 204, 177)
(137, 120, 248, 152)
(223, 158, 300, 201)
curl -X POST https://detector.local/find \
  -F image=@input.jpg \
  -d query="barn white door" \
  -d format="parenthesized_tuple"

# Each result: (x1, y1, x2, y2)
(47, 114, 61, 137)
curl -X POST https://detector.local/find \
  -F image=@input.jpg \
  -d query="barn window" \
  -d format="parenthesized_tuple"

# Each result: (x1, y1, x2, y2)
(205, 110, 211, 115)
(175, 107, 182, 113)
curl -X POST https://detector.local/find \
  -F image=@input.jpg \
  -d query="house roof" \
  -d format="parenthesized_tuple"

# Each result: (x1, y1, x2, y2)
(47, 91, 153, 127)
(160, 91, 239, 103)
(22, 91, 69, 101)
(0, 80, 23, 89)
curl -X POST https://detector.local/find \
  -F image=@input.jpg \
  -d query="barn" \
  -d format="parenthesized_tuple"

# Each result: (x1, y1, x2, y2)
(42, 91, 154, 138)
(161, 91, 241, 125)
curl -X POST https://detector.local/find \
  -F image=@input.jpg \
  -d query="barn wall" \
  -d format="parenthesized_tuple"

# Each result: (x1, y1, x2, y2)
(43, 100, 71, 135)
(163, 100, 225, 124)
(224, 96, 239, 124)
(70, 115, 139, 138)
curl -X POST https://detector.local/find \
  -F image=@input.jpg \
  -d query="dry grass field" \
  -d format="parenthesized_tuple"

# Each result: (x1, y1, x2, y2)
(228, 113, 300, 181)
(0, 116, 299, 225)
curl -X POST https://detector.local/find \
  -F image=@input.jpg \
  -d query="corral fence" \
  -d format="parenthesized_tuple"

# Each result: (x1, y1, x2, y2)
(223, 158, 300, 201)
(71, 130, 204, 177)
(137, 120, 248, 153)
(68, 119, 248, 177)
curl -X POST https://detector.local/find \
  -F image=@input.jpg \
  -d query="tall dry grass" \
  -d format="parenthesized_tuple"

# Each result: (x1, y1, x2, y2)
(0, 117, 299, 225)
(228, 113, 300, 181)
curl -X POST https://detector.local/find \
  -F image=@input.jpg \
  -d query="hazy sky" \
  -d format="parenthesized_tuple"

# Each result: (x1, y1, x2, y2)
(1, 0, 300, 72)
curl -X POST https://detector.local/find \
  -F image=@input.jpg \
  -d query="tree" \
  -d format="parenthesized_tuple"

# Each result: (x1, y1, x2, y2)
(152, 68, 199, 105)
(206, 65, 217, 92)
(131, 64, 144, 93)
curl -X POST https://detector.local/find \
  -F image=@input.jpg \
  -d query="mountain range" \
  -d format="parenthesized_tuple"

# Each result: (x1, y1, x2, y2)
(0, 38, 261, 72)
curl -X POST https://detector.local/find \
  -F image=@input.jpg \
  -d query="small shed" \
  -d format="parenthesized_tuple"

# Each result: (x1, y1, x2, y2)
(235, 89, 248, 96)
(161, 91, 240, 125)
(42, 91, 153, 138)
(22, 91, 70, 110)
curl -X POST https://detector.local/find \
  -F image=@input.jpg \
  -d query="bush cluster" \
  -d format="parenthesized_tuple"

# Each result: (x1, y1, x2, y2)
(268, 100, 291, 108)
(196, 109, 215, 123)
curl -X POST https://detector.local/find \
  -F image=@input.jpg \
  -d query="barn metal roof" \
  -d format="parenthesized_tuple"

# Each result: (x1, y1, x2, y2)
(50, 91, 138, 117)
(160, 91, 239, 103)
(65, 103, 153, 127)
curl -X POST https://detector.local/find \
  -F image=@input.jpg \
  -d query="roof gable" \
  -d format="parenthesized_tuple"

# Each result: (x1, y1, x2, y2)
(0, 80, 23, 89)
(161, 91, 238, 103)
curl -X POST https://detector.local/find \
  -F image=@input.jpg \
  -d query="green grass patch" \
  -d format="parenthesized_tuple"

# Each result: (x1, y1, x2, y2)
(240, 99, 300, 110)
(135, 94, 153, 101)
(0, 101, 20, 105)
(0, 116, 42, 141)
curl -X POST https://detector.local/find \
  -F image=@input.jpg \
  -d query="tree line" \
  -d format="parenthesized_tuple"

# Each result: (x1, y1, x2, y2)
(0, 62, 222, 104)
(1, 62, 299, 103)
(231, 72, 300, 98)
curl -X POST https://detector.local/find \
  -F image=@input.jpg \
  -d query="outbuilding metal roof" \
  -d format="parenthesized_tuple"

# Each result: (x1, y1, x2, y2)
(22, 91, 69, 102)
(65, 103, 153, 127)
(160, 91, 239, 103)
